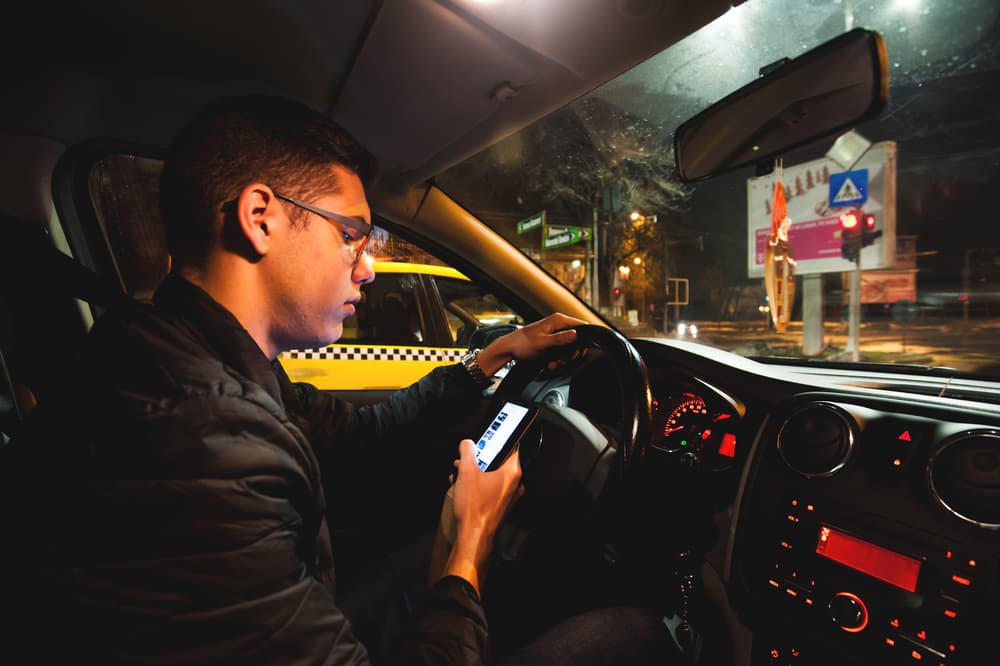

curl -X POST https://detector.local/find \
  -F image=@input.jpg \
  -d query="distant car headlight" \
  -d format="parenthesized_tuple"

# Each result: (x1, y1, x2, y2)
(676, 322, 698, 338)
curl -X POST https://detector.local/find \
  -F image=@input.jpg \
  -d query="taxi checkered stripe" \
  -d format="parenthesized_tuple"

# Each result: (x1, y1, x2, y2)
(283, 346, 464, 362)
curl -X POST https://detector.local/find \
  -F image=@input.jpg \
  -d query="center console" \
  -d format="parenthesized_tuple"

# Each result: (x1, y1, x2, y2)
(733, 397, 998, 666)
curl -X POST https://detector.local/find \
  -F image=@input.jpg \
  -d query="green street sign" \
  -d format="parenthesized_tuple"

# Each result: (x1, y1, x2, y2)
(542, 225, 591, 249)
(516, 211, 545, 234)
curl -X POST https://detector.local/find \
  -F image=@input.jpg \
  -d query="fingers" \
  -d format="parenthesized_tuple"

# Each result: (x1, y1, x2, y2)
(456, 438, 476, 474)
(546, 328, 578, 345)
(541, 312, 588, 332)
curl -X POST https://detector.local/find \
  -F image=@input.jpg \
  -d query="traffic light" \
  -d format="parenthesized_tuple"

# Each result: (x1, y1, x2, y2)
(613, 287, 622, 297)
(840, 209, 862, 261)
(861, 211, 882, 248)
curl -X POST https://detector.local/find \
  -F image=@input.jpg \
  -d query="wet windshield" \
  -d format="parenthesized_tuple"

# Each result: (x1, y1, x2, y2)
(437, 0, 1000, 379)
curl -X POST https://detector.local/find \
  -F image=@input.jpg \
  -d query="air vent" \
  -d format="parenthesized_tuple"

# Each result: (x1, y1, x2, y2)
(777, 403, 855, 477)
(928, 431, 1000, 529)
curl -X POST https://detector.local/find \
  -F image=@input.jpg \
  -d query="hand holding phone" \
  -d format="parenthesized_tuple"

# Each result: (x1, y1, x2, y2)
(439, 400, 538, 544)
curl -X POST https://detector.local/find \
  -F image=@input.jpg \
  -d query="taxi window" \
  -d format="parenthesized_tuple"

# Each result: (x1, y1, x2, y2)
(348, 273, 424, 345)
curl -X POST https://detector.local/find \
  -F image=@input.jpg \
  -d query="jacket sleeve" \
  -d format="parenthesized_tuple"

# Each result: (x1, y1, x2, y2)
(290, 363, 487, 455)
(386, 576, 490, 666)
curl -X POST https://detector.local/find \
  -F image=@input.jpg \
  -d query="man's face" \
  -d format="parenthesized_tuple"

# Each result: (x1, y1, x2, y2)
(269, 165, 375, 352)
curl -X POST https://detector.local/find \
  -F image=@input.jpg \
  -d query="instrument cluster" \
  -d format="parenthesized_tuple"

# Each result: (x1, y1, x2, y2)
(650, 384, 741, 471)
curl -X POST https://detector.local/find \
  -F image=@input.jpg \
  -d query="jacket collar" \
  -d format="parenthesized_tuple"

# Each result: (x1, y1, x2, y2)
(153, 273, 284, 406)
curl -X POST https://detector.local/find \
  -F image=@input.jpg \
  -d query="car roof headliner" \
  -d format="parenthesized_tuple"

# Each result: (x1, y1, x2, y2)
(4, 0, 738, 196)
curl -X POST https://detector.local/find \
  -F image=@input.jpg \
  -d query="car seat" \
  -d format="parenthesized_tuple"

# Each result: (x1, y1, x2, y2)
(0, 215, 128, 441)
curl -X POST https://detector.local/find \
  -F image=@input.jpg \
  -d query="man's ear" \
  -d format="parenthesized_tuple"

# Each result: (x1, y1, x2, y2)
(233, 183, 279, 257)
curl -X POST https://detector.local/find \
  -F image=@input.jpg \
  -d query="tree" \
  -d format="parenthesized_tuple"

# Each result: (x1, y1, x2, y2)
(436, 96, 693, 311)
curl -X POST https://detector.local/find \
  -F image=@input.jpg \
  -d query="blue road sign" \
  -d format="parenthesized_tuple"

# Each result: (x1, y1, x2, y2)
(829, 169, 868, 208)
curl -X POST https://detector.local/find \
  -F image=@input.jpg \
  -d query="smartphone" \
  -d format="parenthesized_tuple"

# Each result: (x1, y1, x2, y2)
(473, 398, 539, 471)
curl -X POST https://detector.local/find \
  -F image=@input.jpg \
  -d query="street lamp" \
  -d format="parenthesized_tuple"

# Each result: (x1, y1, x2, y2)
(630, 211, 657, 225)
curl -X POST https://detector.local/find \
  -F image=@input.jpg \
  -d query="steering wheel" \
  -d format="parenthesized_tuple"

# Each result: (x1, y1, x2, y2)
(490, 324, 652, 533)
(496, 324, 651, 476)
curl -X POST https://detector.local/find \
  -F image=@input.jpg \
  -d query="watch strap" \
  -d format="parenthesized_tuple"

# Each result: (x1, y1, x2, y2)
(461, 348, 493, 389)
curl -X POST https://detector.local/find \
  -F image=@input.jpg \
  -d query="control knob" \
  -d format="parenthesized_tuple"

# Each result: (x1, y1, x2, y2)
(828, 592, 868, 632)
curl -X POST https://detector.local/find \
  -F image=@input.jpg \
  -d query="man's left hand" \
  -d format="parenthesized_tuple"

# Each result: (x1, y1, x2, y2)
(475, 313, 589, 376)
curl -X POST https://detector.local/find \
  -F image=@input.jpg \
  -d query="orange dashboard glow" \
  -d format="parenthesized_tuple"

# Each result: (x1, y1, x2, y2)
(816, 525, 921, 592)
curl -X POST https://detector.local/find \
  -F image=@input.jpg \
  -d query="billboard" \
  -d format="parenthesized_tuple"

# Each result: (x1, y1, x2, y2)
(747, 141, 896, 278)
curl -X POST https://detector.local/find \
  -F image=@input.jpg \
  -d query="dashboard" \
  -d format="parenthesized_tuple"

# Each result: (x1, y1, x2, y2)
(527, 335, 1000, 666)
(634, 337, 1000, 666)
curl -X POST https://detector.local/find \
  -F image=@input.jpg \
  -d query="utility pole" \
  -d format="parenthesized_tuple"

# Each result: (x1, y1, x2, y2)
(591, 206, 600, 311)
(840, 209, 879, 361)
(846, 255, 861, 361)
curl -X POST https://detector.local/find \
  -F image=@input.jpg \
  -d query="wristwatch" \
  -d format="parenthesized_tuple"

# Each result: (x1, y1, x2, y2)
(461, 348, 494, 390)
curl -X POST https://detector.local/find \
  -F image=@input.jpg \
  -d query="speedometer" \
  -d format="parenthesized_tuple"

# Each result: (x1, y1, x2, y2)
(652, 391, 739, 469)
(660, 396, 709, 452)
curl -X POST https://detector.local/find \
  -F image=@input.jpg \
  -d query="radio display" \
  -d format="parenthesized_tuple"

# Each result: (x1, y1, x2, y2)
(816, 525, 922, 593)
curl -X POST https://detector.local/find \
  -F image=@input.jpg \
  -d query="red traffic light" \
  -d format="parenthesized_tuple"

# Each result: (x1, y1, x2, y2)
(613, 287, 622, 297)
(840, 209, 863, 261)
(861, 212, 881, 248)
(840, 211, 860, 230)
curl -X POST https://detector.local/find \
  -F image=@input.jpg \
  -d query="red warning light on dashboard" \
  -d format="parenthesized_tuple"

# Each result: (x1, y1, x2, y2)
(898, 430, 912, 442)
(717, 433, 736, 458)
(816, 525, 921, 593)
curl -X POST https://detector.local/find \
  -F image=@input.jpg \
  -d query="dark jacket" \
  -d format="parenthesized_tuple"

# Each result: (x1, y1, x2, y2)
(5, 274, 490, 665)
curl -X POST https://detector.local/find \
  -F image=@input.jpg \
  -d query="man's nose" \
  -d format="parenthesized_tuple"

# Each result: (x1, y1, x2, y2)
(353, 252, 376, 284)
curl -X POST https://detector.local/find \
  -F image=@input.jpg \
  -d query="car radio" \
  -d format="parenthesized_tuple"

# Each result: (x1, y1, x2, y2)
(748, 497, 990, 665)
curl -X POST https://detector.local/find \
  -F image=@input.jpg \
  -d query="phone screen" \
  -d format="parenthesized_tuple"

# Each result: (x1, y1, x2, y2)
(474, 400, 538, 471)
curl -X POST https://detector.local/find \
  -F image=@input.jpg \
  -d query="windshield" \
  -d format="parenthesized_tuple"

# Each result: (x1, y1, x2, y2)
(437, 0, 1000, 380)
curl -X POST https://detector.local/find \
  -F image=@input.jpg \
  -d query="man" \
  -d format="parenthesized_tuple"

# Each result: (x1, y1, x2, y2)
(8, 94, 680, 666)
(3, 94, 590, 664)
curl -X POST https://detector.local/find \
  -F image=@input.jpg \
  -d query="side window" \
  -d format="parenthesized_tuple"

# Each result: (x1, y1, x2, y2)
(88, 154, 169, 300)
(435, 276, 524, 347)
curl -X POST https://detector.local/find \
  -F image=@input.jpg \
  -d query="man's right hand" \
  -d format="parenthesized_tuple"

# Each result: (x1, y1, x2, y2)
(431, 438, 523, 595)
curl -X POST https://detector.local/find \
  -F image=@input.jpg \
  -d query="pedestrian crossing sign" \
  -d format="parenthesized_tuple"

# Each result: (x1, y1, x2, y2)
(829, 168, 868, 207)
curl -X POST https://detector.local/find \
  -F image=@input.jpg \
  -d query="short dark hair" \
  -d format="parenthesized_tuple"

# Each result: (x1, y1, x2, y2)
(160, 94, 378, 267)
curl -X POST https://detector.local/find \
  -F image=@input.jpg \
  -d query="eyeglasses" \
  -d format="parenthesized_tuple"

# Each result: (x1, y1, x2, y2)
(221, 190, 384, 264)
(273, 191, 383, 264)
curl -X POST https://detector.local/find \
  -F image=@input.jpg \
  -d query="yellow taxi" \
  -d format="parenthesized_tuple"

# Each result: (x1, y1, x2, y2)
(278, 261, 524, 391)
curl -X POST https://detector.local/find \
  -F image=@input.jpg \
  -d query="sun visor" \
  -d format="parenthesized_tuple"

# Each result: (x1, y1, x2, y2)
(333, 1, 573, 189)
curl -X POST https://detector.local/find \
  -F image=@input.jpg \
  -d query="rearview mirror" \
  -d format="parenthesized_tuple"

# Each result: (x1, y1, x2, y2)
(673, 28, 889, 183)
